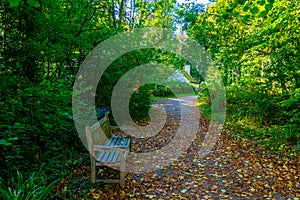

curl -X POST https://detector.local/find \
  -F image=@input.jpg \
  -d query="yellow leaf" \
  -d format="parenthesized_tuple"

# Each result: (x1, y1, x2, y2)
(279, 144, 285, 150)
(89, 189, 96, 193)
(93, 194, 100, 200)
(211, 185, 218, 190)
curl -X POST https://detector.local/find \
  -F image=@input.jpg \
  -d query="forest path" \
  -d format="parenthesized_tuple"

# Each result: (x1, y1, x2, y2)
(74, 96, 299, 199)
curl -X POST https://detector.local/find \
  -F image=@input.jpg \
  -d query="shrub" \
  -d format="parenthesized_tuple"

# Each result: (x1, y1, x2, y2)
(149, 84, 174, 97)
(0, 77, 78, 179)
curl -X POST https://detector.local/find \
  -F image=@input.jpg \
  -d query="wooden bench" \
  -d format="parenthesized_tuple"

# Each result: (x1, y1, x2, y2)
(85, 113, 131, 187)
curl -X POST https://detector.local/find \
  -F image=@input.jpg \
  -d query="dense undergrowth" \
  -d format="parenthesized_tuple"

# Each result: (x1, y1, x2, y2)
(198, 83, 300, 159)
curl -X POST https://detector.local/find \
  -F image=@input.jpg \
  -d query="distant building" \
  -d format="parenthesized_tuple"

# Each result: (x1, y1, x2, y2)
(167, 69, 190, 83)
(167, 69, 199, 84)
(184, 65, 190, 75)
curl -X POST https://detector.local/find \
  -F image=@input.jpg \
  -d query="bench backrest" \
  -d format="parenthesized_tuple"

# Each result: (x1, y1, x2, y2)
(85, 113, 111, 154)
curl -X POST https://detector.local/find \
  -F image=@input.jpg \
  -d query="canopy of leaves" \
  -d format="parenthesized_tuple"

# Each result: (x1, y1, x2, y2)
(188, 0, 299, 150)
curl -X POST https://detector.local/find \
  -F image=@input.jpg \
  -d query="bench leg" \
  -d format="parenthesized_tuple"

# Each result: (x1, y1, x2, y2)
(120, 150, 126, 187)
(120, 171, 125, 187)
(91, 156, 96, 183)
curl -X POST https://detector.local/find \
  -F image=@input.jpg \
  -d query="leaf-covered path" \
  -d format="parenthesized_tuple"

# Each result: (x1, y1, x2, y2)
(81, 96, 299, 199)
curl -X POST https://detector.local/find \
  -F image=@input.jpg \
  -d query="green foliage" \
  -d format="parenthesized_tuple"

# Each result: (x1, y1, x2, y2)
(8, 0, 20, 7)
(0, 77, 78, 179)
(223, 83, 299, 154)
(27, 0, 40, 7)
(3, 0, 298, 195)
(1, 0, 179, 185)
(7, 0, 40, 7)
(226, 85, 278, 124)
(197, 84, 212, 119)
(129, 85, 152, 120)
(198, 82, 299, 156)
(188, 0, 300, 154)
(175, 2, 205, 30)
(190, 67, 204, 83)
(279, 89, 300, 125)
(0, 170, 57, 200)
(95, 49, 186, 122)
(149, 84, 174, 97)
(166, 81, 195, 95)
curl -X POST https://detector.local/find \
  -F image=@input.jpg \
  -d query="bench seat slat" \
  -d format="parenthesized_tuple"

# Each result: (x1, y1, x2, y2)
(96, 151, 127, 163)
(97, 151, 105, 162)
(107, 151, 116, 162)
(112, 151, 119, 162)
(101, 151, 110, 162)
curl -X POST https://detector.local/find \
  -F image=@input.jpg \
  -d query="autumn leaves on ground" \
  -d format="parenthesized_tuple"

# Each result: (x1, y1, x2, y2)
(57, 97, 299, 200)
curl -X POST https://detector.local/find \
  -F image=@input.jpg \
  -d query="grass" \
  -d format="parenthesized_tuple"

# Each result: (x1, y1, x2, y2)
(0, 171, 58, 200)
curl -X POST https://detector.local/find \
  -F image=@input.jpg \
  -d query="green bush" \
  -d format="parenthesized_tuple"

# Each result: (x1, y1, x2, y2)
(198, 81, 299, 155)
(0, 77, 78, 179)
(149, 84, 174, 97)
(224, 84, 300, 154)
(197, 83, 211, 118)
(129, 85, 152, 120)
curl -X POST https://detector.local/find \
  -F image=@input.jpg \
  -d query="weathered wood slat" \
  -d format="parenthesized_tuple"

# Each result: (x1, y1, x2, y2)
(107, 151, 115, 162)
(112, 151, 119, 162)
(96, 151, 127, 163)
(101, 151, 110, 162)
(104, 136, 130, 147)
(97, 151, 105, 162)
